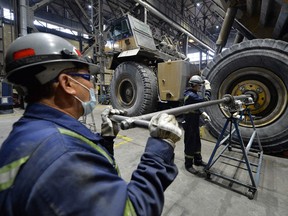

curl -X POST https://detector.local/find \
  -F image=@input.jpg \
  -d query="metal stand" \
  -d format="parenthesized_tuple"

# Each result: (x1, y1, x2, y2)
(204, 108, 263, 199)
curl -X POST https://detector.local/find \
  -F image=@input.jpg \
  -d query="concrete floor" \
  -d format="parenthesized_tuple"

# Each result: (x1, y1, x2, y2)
(1, 105, 288, 216)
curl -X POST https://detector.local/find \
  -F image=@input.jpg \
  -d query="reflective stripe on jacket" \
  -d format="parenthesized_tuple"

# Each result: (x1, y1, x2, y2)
(0, 103, 177, 216)
(0, 127, 136, 216)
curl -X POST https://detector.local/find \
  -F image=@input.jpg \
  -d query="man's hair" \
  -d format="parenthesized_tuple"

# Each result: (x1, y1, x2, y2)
(25, 81, 55, 103)
(24, 63, 88, 103)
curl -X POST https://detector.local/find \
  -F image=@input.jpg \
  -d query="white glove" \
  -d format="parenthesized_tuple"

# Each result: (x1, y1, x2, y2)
(201, 112, 211, 122)
(101, 107, 125, 137)
(204, 80, 211, 91)
(149, 113, 182, 148)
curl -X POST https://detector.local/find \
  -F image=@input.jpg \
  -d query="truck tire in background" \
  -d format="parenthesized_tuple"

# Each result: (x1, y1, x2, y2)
(110, 61, 158, 116)
(203, 39, 288, 153)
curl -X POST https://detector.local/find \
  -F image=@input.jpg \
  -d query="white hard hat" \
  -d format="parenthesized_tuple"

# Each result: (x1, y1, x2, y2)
(189, 75, 204, 85)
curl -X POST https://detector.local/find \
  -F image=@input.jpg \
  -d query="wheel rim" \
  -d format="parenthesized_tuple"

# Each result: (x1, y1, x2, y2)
(117, 78, 136, 106)
(218, 67, 287, 127)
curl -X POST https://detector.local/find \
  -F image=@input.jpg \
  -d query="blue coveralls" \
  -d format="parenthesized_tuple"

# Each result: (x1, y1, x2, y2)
(0, 103, 178, 216)
(183, 88, 210, 168)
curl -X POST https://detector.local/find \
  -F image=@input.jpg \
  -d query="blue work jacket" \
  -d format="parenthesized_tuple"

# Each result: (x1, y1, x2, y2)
(0, 103, 178, 216)
(184, 88, 211, 114)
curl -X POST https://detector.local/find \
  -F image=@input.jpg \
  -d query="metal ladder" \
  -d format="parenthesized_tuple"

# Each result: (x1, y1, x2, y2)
(204, 107, 263, 199)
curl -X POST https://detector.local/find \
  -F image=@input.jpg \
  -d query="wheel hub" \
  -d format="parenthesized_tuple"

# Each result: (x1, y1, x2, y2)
(231, 80, 270, 115)
(118, 79, 135, 105)
(218, 67, 287, 127)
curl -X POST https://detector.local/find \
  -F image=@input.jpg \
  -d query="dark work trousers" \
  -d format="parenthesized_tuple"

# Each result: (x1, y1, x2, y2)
(184, 113, 202, 168)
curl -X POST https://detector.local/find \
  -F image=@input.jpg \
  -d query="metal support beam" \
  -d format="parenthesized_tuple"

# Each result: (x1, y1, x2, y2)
(246, 0, 257, 16)
(31, 0, 55, 11)
(211, 0, 256, 40)
(134, 0, 215, 52)
(144, 7, 147, 24)
(273, 3, 288, 39)
(74, 0, 92, 25)
(259, 0, 273, 26)
(0, 19, 4, 75)
(182, 35, 188, 56)
(64, 0, 92, 34)
(34, 12, 91, 35)
(199, 50, 203, 70)
(98, 0, 105, 101)
(233, 31, 244, 44)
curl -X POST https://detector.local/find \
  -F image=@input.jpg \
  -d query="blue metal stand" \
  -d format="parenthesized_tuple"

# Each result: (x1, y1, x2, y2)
(204, 108, 263, 199)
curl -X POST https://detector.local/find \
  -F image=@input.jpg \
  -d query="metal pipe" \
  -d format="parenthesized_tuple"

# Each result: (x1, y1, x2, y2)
(19, 0, 27, 36)
(111, 94, 250, 130)
(144, 7, 147, 24)
(215, 7, 238, 54)
(246, 130, 256, 153)
(233, 31, 244, 44)
(134, 0, 214, 52)
(98, 0, 105, 102)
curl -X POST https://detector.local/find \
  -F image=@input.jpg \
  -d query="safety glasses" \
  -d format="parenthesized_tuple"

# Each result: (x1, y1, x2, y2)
(67, 73, 95, 82)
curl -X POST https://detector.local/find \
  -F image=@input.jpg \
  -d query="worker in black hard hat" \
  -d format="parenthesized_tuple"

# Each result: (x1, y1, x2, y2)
(183, 75, 211, 174)
(0, 32, 182, 215)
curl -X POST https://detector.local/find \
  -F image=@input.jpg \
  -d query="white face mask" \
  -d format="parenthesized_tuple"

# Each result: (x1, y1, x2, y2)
(69, 77, 97, 116)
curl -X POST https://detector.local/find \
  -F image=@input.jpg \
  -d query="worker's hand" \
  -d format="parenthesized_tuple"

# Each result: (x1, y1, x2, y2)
(201, 112, 211, 122)
(101, 107, 125, 137)
(204, 79, 211, 91)
(149, 113, 182, 148)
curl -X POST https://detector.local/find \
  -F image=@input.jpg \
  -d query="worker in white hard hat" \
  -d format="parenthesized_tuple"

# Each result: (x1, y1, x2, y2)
(183, 74, 211, 174)
(0, 32, 182, 215)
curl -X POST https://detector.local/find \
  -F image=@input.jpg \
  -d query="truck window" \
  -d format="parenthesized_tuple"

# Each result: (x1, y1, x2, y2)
(111, 19, 132, 41)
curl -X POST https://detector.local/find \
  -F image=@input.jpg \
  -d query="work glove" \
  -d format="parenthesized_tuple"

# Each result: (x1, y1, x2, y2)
(149, 113, 182, 148)
(201, 112, 211, 122)
(204, 79, 211, 91)
(101, 107, 125, 137)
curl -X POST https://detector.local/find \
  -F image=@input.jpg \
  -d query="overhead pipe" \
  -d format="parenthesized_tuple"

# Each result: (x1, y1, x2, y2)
(19, 0, 28, 36)
(134, 0, 215, 52)
(215, 6, 237, 54)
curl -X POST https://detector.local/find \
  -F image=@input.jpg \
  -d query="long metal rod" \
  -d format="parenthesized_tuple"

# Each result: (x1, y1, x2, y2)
(111, 94, 249, 130)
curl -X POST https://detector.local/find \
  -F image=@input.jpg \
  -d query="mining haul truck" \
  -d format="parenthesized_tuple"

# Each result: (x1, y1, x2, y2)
(202, 0, 288, 153)
(105, 0, 288, 154)
(104, 14, 198, 116)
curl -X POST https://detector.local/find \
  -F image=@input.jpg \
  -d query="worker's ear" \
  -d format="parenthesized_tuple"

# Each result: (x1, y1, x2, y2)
(57, 74, 77, 95)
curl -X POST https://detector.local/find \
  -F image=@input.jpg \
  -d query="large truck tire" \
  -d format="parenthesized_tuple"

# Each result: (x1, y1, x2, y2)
(110, 61, 158, 116)
(202, 39, 288, 153)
